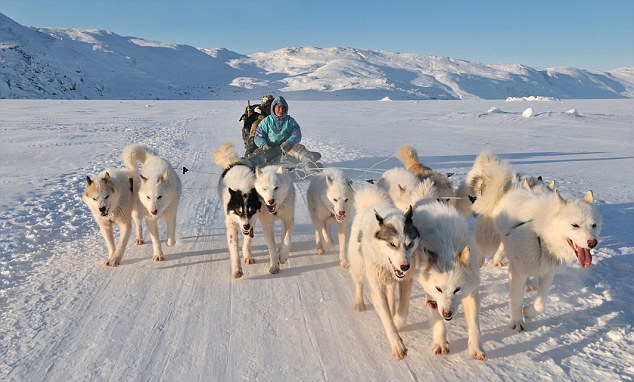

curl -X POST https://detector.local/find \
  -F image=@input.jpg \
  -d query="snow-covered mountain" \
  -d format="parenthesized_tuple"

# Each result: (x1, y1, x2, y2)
(1, 12, 633, 100)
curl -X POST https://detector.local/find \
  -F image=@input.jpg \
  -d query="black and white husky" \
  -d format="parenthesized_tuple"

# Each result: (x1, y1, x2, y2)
(213, 143, 262, 279)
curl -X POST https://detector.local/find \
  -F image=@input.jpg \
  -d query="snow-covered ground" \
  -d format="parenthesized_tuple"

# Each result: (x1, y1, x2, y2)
(1, 99, 633, 381)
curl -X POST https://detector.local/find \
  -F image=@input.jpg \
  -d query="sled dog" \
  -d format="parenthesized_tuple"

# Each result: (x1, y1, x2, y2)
(376, 168, 421, 212)
(413, 201, 487, 360)
(494, 188, 602, 331)
(123, 144, 182, 262)
(213, 142, 262, 278)
(254, 165, 295, 274)
(82, 168, 143, 266)
(348, 186, 419, 359)
(456, 151, 554, 267)
(396, 144, 456, 205)
(306, 168, 355, 267)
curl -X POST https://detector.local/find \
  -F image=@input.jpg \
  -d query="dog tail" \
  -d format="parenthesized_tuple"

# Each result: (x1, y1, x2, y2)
(354, 186, 391, 211)
(472, 151, 514, 216)
(397, 144, 434, 178)
(122, 144, 158, 173)
(212, 142, 242, 170)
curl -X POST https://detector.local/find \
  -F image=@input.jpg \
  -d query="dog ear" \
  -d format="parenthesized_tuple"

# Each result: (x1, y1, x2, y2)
(404, 205, 413, 223)
(398, 184, 406, 194)
(556, 190, 567, 206)
(140, 174, 148, 183)
(347, 179, 353, 187)
(102, 172, 110, 183)
(583, 190, 594, 204)
(160, 169, 169, 183)
(276, 166, 284, 175)
(458, 246, 471, 267)
(86, 176, 93, 186)
(327, 176, 334, 185)
(373, 209, 384, 226)
(548, 179, 556, 191)
(256, 167, 262, 176)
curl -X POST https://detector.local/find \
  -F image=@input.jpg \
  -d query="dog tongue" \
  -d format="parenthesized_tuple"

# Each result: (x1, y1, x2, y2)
(577, 247, 592, 268)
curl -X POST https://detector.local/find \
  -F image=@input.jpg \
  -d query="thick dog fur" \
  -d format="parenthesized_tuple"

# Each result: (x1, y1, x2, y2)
(494, 188, 602, 332)
(348, 186, 420, 359)
(83, 168, 142, 266)
(123, 144, 182, 262)
(396, 144, 456, 205)
(376, 168, 421, 212)
(413, 201, 486, 360)
(254, 165, 296, 274)
(458, 151, 554, 267)
(213, 142, 262, 279)
(306, 168, 355, 267)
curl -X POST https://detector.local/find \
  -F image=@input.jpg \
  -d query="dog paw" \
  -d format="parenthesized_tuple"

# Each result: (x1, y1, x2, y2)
(135, 239, 144, 245)
(469, 347, 487, 361)
(166, 238, 175, 247)
(432, 342, 450, 356)
(508, 319, 526, 332)
(269, 266, 280, 274)
(317, 248, 325, 256)
(354, 302, 366, 312)
(278, 255, 288, 264)
(392, 341, 408, 360)
(105, 258, 120, 267)
(339, 258, 349, 269)
(152, 254, 164, 262)
(243, 257, 255, 265)
(233, 270, 243, 279)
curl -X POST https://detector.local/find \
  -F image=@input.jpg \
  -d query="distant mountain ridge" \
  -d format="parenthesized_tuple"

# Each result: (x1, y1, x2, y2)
(1, 12, 633, 100)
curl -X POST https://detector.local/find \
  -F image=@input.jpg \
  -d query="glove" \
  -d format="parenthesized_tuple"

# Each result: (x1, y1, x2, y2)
(280, 141, 293, 153)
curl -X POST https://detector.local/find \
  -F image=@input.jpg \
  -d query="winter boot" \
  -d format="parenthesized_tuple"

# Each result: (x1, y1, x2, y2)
(285, 143, 321, 163)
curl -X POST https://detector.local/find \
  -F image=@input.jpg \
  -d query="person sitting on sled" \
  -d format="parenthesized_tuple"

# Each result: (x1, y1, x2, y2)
(248, 96, 321, 166)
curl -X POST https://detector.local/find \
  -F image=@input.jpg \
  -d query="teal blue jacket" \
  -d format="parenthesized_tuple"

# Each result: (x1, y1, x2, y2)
(254, 96, 302, 149)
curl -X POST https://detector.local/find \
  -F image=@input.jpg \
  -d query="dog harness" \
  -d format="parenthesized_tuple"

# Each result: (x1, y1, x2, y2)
(506, 219, 542, 250)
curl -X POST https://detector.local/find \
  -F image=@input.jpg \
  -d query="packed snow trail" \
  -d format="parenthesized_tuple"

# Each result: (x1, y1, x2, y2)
(1, 100, 633, 381)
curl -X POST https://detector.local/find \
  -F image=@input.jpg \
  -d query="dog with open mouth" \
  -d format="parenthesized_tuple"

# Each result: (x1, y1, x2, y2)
(413, 200, 487, 361)
(213, 142, 262, 279)
(347, 186, 419, 360)
(82, 167, 143, 267)
(307, 168, 355, 267)
(254, 165, 296, 274)
(494, 187, 602, 332)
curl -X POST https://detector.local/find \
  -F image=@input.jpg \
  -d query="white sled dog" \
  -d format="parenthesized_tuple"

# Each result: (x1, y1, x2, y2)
(456, 151, 554, 267)
(494, 188, 601, 332)
(376, 167, 421, 212)
(254, 165, 295, 274)
(413, 200, 487, 360)
(123, 144, 182, 262)
(306, 168, 355, 267)
(396, 144, 456, 205)
(213, 142, 262, 278)
(348, 186, 420, 360)
(82, 167, 143, 266)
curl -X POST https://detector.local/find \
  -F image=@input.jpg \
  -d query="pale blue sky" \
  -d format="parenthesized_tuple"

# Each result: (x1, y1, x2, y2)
(2, 0, 633, 70)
